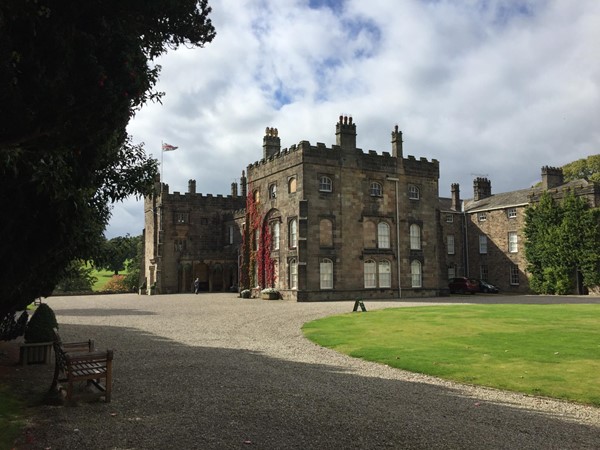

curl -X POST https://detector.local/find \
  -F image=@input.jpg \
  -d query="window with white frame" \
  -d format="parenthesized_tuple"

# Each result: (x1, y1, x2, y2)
(448, 266, 456, 280)
(507, 208, 517, 219)
(289, 258, 298, 289)
(480, 264, 488, 281)
(379, 260, 391, 288)
(364, 260, 376, 288)
(378, 222, 390, 248)
(508, 231, 518, 253)
(447, 235, 455, 255)
(411, 260, 422, 288)
(478, 212, 487, 222)
(228, 226, 234, 245)
(510, 264, 520, 285)
(410, 224, 421, 250)
(320, 259, 333, 289)
(289, 218, 297, 248)
(319, 176, 332, 192)
(272, 222, 280, 250)
(445, 214, 454, 223)
(268, 183, 277, 199)
(479, 235, 488, 254)
(408, 185, 420, 200)
(370, 182, 382, 197)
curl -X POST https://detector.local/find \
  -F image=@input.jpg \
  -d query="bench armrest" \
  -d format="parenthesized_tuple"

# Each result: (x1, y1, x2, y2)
(65, 349, 114, 364)
(61, 340, 95, 353)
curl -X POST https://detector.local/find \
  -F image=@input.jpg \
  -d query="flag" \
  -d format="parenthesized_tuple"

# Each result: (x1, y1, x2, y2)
(162, 142, 178, 151)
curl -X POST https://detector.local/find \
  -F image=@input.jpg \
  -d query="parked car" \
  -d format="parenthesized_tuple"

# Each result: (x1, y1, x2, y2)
(477, 279, 500, 293)
(448, 277, 479, 294)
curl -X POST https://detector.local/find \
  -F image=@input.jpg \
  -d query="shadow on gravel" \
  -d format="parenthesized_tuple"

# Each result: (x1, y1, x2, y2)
(9, 322, 598, 450)
(55, 309, 157, 317)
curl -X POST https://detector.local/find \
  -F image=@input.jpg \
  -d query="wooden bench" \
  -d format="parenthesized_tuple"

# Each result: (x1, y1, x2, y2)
(51, 335, 114, 404)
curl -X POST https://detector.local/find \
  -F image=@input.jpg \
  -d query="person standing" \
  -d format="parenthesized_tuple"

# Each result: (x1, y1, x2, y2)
(194, 278, 200, 294)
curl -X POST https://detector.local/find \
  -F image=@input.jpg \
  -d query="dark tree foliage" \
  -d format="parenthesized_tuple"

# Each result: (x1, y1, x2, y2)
(96, 234, 141, 275)
(524, 191, 600, 294)
(0, 1, 215, 316)
(562, 154, 600, 183)
(54, 260, 97, 293)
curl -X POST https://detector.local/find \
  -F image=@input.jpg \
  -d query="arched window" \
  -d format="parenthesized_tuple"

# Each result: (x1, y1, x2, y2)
(379, 260, 391, 288)
(411, 260, 422, 288)
(253, 189, 260, 203)
(410, 224, 421, 250)
(320, 259, 333, 289)
(289, 218, 297, 248)
(378, 222, 390, 248)
(364, 260, 376, 288)
(268, 183, 277, 199)
(319, 176, 332, 192)
(272, 222, 280, 250)
(363, 220, 376, 248)
(288, 177, 297, 193)
(408, 185, 420, 200)
(370, 182, 382, 197)
(319, 219, 333, 247)
(289, 258, 298, 289)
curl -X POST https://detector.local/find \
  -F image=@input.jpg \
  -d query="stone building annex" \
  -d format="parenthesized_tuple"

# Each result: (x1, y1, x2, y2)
(142, 116, 599, 300)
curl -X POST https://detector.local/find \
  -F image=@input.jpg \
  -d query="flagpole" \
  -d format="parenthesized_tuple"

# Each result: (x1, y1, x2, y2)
(160, 140, 164, 193)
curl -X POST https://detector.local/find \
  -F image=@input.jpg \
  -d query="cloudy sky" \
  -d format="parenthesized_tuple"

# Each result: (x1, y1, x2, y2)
(107, 0, 600, 238)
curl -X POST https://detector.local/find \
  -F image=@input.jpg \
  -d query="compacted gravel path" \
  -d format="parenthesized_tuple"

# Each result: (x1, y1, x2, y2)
(8, 293, 600, 449)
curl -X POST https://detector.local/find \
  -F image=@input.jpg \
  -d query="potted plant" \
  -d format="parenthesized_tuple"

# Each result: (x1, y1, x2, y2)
(260, 287, 280, 300)
(19, 303, 58, 365)
(240, 289, 251, 299)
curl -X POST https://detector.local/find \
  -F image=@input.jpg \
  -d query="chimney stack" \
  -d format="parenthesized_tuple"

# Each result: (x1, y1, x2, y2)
(473, 177, 492, 201)
(451, 183, 460, 211)
(263, 127, 281, 159)
(541, 166, 564, 190)
(335, 115, 357, 151)
(391, 124, 403, 158)
(188, 179, 196, 194)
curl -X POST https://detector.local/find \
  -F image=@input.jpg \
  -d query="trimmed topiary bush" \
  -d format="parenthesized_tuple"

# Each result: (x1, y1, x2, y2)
(24, 304, 58, 343)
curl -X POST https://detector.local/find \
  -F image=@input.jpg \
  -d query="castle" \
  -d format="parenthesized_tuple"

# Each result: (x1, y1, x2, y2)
(142, 116, 599, 299)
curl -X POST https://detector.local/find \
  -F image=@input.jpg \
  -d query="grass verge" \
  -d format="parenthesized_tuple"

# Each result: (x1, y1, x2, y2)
(303, 304, 600, 406)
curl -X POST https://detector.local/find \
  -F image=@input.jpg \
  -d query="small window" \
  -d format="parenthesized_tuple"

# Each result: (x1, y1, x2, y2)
(408, 185, 420, 200)
(253, 189, 260, 204)
(507, 208, 517, 219)
(175, 212, 189, 224)
(289, 258, 298, 289)
(269, 184, 277, 199)
(479, 235, 488, 254)
(447, 266, 456, 280)
(379, 260, 391, 288)
(272, 222, 280, 250)
(411, 260, 422, 288)
(478, 212, 487, 222)
(228, 226, 234, 245)
(288, 177, 297, 193)
(320, 259, 333, 290)
(370, 182, 382, 197)
(508, 231, 518, 253)
(447, 235, 455, 255)
(364, 260, 376, 288)
(289, 218, 297, 248)
(410, 224, 421, 250)
(445, 214, 454, 223)
(378, 222, 390, 249)
(480, 264, 488, 281)
(510, 264, 520, 285)
(319, 176, 332, 192)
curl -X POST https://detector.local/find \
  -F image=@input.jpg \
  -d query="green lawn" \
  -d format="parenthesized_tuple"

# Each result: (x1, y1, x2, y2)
(303, 304, 600, 406)
(91, 267, 130, 291)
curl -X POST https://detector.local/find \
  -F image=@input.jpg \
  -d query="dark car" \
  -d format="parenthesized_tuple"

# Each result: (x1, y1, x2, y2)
(477, 279, 500, 293)
(448, 277, 479, 294)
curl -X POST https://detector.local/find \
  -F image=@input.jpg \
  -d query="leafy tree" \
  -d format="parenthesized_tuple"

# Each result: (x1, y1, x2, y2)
(0, 1, 215, 316)
(562, 155, 600, 183)
(96, 234, 140, 275)
(54, 260, 97, 293)
(525, 191, 600, 294)
(124, 236, 144, 291)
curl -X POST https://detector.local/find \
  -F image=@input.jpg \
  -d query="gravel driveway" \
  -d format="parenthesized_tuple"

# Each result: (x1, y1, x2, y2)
(10, 293, 600, 449)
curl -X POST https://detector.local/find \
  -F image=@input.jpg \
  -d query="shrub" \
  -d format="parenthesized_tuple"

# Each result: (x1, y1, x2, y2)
(103, 275, 131, 293)
(24, 304, 58, 343)
(240, 289, 251, 298)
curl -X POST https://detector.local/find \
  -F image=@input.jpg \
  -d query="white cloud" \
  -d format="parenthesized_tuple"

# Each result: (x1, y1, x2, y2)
(107, 0, 600, 238)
